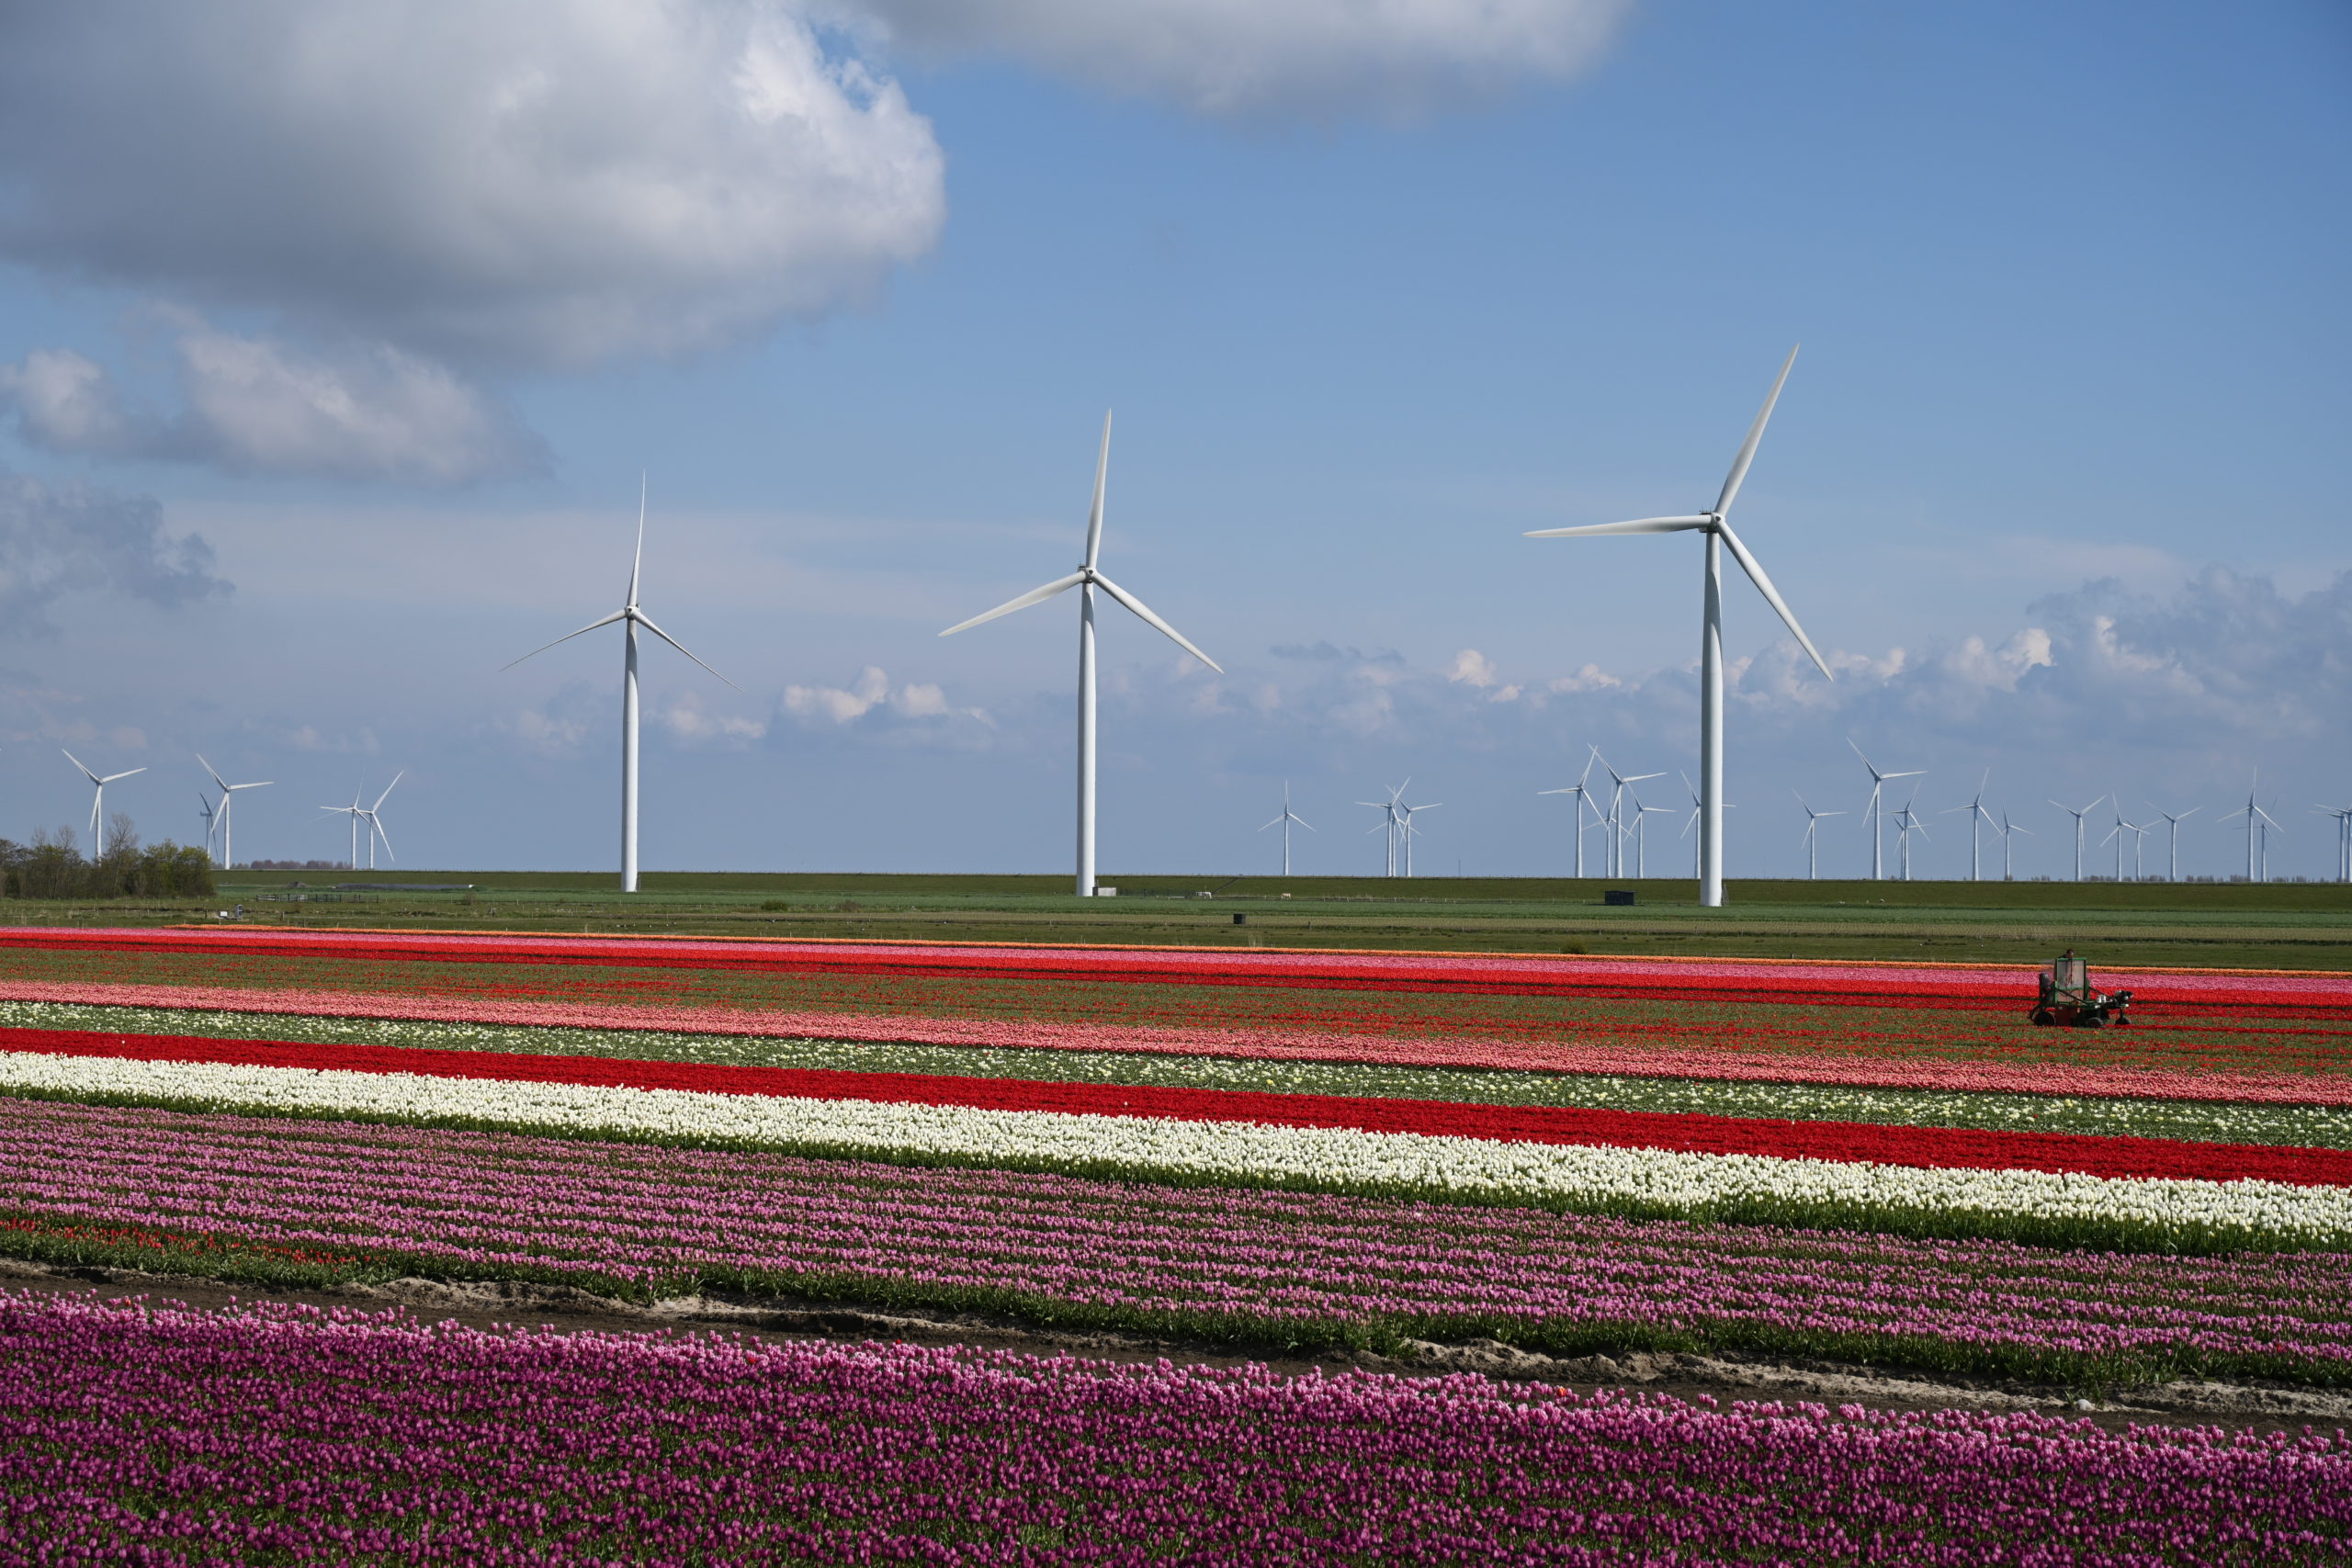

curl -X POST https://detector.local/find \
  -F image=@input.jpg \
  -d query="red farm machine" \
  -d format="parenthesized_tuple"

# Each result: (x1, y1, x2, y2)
(2030, 952, 2133, 1028)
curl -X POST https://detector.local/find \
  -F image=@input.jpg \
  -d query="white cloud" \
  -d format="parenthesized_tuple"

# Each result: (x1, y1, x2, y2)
(861, 0, 1632, 118)
(783, 665, 978, 726)
(0, 2, 945, 372)
(1444, 648, 1498, 687)
(658, 694, 769, 745)
(1, 321, 542, 483)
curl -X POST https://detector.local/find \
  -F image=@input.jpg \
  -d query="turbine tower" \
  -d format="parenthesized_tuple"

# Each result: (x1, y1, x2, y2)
(320, 794, 365, 870)
(1850, 741, 1924, 881)
(2051, 795, 2105, 883)
(62, 750, 145, 840)
(1892, 794, 1928, 880)
(1361, 792, 1403, 876)
(198, 794, 220, 860)
(196, 755, 272, 873)
(1396, 788, 1442, 877)
(1588, 753, 1662, 879)
(504, 479, 735, 894)
(1259, 783, 1315, 876)
(2150, 805, 2199, 883)
(2318, 803, 2352, 884)
(1527, 348, 1832, 908)
(1537, 752, 1600, 878)
(1942, 771, 1996, 881)
(939, 413, 1220, 897)
(1794, 792, 1845, 880)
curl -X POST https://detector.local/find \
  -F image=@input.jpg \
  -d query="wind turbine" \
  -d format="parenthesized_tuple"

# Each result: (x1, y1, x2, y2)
(1589, 753, 1663, 878)
(1678, 772, 1735, 877)
(2098, 798, 2139, 883)
(2225, 774, 2281, 883)
(1527, 348, 1833, 908)
(1360, 792, 1403, 876)
(1794, 792, 1845, 880)
(2150, 805, 2199, 883)
(504, 478, 735, 894)
(1538, 752, 1601, 878)
(1396, 788, 1442, 877)
(2317, 804, 2352, 884)
(195, 755, 272, 873)
(1849, 741, 1925, 881)
(1996, 809, 2032, 881)
(940, 413, 1219, 897)
(1260, 783, 1315, 876)
(1942, 772, 1996, 882)
(62, 750, 145, 841)
(1892, 794, 1928, 880)
(198, 795, 220, 860)
(356, 773, 402, 870)
(320, 794, 365, 870)
(2050, 795, 2105, 882)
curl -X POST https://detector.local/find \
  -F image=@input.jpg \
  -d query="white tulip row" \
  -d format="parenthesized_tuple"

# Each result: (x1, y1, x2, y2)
(5, 1046, 2347, 1251)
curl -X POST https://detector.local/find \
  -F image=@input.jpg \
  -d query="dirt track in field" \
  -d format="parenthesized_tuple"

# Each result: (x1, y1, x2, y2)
(6, 1257, 2344, 1440)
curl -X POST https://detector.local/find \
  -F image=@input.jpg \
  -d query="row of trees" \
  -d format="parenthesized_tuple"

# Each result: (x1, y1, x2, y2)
(0, 816, 216, 900)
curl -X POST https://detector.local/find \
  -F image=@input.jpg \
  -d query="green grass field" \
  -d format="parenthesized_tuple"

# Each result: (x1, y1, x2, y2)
(9, 870, 2341, 970)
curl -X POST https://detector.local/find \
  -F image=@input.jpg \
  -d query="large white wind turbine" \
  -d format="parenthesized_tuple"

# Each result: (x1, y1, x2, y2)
(321, 794, 365, 870)
(1538, 753, 1600, 878)
(1527, 348, 1833, 908)
(1850, 741, 1924, 881)
(1943, 772, 1996, 881)
(2319, 803, 2352, 884)
(62, 750, 145, 841)
(2051, 795, 2105, 883)
(196, 756, 272, 872)
(1260, 784, 1315, 876)
(504, 479, 735, 894)
(1794, 792, 1845, 880)
(2150, 804, 2199, 883)
(940, 413, 1220, 897)
(1396, 789, 1442, 877)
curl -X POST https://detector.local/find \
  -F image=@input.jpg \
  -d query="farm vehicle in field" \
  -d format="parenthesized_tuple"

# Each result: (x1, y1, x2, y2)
(2030, 952, 2132, 1028)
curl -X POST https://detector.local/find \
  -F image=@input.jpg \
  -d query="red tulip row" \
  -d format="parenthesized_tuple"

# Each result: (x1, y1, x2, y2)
(9, 925, 2343, 1015)
(10, 1024, 2349, 1187)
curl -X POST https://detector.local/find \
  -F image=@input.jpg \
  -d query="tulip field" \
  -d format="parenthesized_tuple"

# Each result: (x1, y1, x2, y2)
(2, 925, 2349, 1561)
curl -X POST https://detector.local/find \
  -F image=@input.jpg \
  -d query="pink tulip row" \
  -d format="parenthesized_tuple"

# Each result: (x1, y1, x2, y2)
(8, 976, 2346, 1106)
(9, 1098, 2351, 1382)
(7, 1290, 2345, 1564)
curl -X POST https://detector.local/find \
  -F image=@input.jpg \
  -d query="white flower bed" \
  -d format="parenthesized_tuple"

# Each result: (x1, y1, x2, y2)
(4, 1047, 2347, 1252)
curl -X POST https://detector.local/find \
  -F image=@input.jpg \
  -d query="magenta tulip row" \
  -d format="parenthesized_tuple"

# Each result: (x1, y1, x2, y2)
(6, 1292, 2345, 1565)
(9, 1098, 2351, 1380)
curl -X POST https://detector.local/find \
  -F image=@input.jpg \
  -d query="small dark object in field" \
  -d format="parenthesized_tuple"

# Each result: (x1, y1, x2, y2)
(2030, 950, 2133, 1028)
(1232, 913, 1248, 925)
(1603, 890, 1635, 907)
(760, 900, 791, 912)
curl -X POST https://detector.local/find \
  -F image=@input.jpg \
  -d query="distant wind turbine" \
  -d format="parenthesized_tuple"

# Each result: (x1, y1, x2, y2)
(1996, 809, 2032, 881)
(1850, 741, 1924, 881)
(1893, 795, 1928, 880)
(62, 750, 145, 840)
(1260, 784, 1315, 876)
(198, 795, 220, 860)
(1396, 788, 1442, 877)
(320, 794, 365, 871)
(1794, 792, 1845, 880)
(2149, 804, 2199, 883)
(2051, 795, 2105, 883)
(1588, 752, 1663, 879)
(2317, 803, 2352, 884)
(1527, 348, 1833, 908)
(2226, 774, 2281, 884)
(1942, 772, 1996, 881)
(357, 773, 403, 870)
(1361, 792, 1403, 876)
(504, 478, 736, 894)
(1538, 752, 1601, 878)
(939, 413, 1219, 897)
(1633, 796, 1674, 879)
(1678, 772, 1734, 877)
(2099, 797, 2141, 883)
(196, 755, 272, 873)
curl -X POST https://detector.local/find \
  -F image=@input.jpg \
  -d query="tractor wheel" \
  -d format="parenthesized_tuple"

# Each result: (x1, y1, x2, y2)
(2029, 1007, 2053, 1027)
(2076, 1014, 2109, 1028)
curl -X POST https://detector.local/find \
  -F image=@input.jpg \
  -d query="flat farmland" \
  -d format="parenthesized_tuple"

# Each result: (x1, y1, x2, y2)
(4, 923, 2347, 1559)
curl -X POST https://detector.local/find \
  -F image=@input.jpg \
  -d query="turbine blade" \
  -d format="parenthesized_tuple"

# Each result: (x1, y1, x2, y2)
(1082, 412, 1111, 570)
(1089, 574, 1223, 672)
(628, 473, 647, 605)
(1525, 516, 1711, 538)
(196, 753, 231, 792)
(939, 573, 1086, 637)
(1714, 344, 1799, 517)
(102, 768, 147, 784)
(60, 750, 99, 785)
(633, 613, 740, 690)
(1718, 522, 1832, 680)
(503, 610, 628, 670)
(371, 770, 404, 812)
(370, 816, 395, 861)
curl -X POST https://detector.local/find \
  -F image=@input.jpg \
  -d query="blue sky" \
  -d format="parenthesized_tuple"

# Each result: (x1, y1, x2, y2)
(0, 0, 2345, 882)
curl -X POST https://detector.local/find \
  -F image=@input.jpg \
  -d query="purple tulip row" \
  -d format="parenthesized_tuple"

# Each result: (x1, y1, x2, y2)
(5, 1292, 2345, 1565)
(7, 1098, 2351, 1382)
